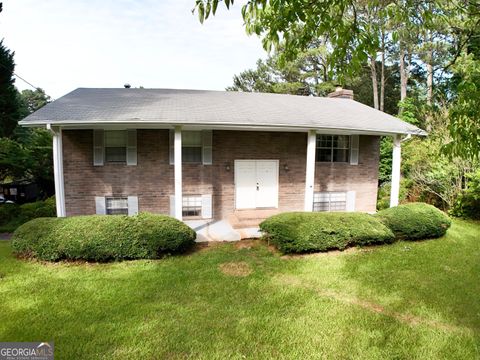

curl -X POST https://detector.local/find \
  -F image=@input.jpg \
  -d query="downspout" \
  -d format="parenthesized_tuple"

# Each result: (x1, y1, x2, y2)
(401, 134, 412, 143)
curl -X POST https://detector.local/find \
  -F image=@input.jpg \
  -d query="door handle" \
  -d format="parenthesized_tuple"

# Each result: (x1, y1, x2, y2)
(256, 183, 259, 191)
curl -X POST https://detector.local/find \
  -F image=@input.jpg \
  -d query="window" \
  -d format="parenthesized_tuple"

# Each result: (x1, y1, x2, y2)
(105, 197, 128, 215)
(182, 131, 203, 163)
(105, 131, 127, 163)
(313, 192, 347, 212)
(182, 195, 202, 217)
(316, 135, 350, 162)
(169, 130, 212, 165)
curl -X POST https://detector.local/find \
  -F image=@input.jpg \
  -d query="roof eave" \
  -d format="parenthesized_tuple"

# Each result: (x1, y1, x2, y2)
(19, 119, 427, 137)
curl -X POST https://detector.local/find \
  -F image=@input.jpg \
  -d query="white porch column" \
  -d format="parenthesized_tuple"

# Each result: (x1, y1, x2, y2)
(174, 126, 183, 220)
(50, 125, 66, 217)
(390, 134, 401, 208)
(304, 130, 316, 211)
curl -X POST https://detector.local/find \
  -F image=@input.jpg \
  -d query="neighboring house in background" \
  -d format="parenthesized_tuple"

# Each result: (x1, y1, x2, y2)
(0, 180, 40, 204)
(19, 87, 426, 241)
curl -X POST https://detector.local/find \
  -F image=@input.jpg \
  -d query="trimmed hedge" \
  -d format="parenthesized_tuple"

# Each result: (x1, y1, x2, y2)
(375, 202, 451, 240)
(0, 204, 21, 226)
(260, 212, 395, 254)
(12, 213, 196, 262)
(0, 197, 56, 232)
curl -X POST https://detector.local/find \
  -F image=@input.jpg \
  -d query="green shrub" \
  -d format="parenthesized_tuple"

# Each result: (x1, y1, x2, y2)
(450, 170, 480, 219)
(0, 204, 20, 226)
(260, 212, 395, 254)
(18, 197, 56, 221)
(12, 213, 196, 262)
(375, 202, 451, 240)
(0, 197, 56, 232)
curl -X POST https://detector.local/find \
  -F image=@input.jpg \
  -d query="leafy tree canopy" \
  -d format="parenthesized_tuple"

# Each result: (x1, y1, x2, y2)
(444, 54, 480, 160)
(18, 88, 51, 118)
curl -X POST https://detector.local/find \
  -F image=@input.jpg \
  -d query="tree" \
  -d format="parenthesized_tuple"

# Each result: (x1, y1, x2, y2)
(227, 42, 336, 96)
(0, 40, 21, 138)
(195, 0, 474, 112)
(14, 88, 52, 141)
(0, 129, 54, 197)
(18, 88, 51, 118)
(15, 89, 53, 196)
(195, 0, 377, 80)
(226, 59, 275, 93)
(0, 137, 29, 180)
(350, 61, 400, 115)
(228, 38, 401, 115)
(444, 54, 480, 160)
(0, 2, 53, 197)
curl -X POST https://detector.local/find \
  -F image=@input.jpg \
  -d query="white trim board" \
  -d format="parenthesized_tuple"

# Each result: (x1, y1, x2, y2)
(24, 122, 422, 136)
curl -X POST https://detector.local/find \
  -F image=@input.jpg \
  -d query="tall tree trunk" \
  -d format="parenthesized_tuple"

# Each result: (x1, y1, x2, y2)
(370, 57, 379, 110)
(399, 45, 408, 103)
(425, 30, 434, 131)
(426, 49, 433, 107)
(380, 31, 385, 112)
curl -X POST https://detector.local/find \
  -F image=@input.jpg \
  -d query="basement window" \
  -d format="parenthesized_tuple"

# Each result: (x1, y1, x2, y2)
(106, 197, 128, 215)
(316, 135, 350, 163)
(313, 192, 347, 212)
(105, 130, 127, 163)
(182, 195, 202, 217)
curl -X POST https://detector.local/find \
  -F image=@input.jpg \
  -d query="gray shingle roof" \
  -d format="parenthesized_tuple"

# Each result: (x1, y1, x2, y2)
(19, 88, 426, 135)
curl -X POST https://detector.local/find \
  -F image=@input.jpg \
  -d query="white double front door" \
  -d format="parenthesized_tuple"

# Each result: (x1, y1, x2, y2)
(234, 160, 279, 209)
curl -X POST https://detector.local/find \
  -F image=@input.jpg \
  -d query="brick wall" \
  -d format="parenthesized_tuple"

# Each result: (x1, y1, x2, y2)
(314, 136, 380, 212)
(62, 130, 379, 217)
(63, 129, 172, 216)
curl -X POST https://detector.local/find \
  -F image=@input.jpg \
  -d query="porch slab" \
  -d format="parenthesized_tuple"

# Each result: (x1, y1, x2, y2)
(184, 220, 262, 242)
(185, 219, 240, 242)
(237, 227, 262, 239)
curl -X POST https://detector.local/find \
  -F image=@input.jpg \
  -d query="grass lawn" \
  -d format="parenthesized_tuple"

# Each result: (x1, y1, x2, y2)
(1, 219, 479, 359)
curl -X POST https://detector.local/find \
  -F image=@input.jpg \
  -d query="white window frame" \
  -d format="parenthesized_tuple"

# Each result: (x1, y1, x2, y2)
(105, 197, 129, 215)
(182, 131, 203, 163)
(182, 195, 203, 218)
(316, 135, 350, 163)
(169, 130, 212, 165)
(313, 192, 347, 212)
(104, 130, 127, 164)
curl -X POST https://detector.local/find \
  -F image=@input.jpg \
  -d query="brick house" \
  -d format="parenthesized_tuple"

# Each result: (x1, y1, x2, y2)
(20, 87, 426, 241)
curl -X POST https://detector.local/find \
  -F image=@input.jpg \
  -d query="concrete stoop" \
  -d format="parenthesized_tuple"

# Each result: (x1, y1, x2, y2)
(228, 209, 279, 229)
(184, 220, 262, 242)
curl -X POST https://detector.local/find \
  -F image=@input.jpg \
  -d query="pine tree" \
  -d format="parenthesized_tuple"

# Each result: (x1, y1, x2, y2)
(0, 39, 21, 138)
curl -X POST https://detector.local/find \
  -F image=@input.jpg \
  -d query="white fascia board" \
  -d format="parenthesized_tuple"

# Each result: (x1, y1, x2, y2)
(24, 120, 426, 136)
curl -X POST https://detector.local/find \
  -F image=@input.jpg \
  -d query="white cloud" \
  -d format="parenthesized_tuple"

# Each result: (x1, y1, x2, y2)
(1, 0, 266, 98)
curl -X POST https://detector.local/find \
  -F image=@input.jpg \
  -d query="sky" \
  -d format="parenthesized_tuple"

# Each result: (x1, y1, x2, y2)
(1, 0, 266, 99)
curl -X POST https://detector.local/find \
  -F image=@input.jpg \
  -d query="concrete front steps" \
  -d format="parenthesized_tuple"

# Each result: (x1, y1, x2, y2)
(185, 209, 278, 242)
(228, 209, 280, 229)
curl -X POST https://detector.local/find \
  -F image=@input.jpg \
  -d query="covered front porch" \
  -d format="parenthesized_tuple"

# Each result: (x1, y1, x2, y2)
(49, 125, 405, 241)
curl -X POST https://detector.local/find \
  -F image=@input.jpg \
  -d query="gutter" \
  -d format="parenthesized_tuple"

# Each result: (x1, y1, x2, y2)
(21, 120, 427, 137)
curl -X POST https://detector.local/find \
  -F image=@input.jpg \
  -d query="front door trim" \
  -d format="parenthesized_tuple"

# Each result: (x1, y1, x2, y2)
(234, 159, 279, 210)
